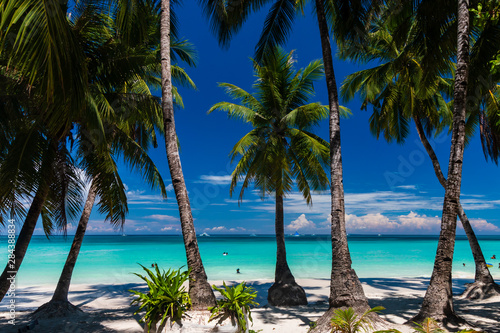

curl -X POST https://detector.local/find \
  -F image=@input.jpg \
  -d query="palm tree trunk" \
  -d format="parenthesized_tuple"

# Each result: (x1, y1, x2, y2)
(414, 117, 500, 299)
(32, 184, 97, 319)
(267, 194, 307, 306)
(160, 0, 215, 310)
(52, 184, 96, 302)
(311, 0, 370, 330)
(0, 184, 49, 301)
(411, 0, 470, 325)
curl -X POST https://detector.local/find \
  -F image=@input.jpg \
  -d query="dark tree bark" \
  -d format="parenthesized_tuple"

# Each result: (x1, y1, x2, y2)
(0, 184, 49, 301)
(414, 117, 500, 300)
(160, 0, 215, 310)
(267, 195, 307, 306)
(32, 184, 97, 319)
(311, 0, 371, 330)
(411, 0, 470, 326)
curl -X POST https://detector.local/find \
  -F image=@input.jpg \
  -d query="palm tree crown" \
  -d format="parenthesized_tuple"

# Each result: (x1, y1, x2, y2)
(210, 47, 331, 306)
(210, 48, 331, 202)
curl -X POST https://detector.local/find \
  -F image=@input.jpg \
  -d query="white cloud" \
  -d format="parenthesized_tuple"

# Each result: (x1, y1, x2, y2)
(205, 226, 227, 231)
(322, 212, 444, 234)
(245, 190, 500, 220)
(85, 223, 115, 233)
(126, 190, 167, 205)
(396, 212, 441, 232)
(161, 226, 174, 231)
(396, 185, 417, 190)
(460, 198, 499, 210)
(165, 184, 174, 192)
(467, 218, 500, 232)
(203, 226, 247, 233)
(338, 212, 499, 234)
(345, 213, 398, 232)
(135, 226, 151, 232)
(286, 214, 318, 232)
(197, 175, 232, 185)
(145, 214, 178, 222)
(229, 227, 247, 232)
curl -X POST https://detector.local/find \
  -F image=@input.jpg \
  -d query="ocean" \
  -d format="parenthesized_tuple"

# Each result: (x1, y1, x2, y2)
(1, 234, 499, 286)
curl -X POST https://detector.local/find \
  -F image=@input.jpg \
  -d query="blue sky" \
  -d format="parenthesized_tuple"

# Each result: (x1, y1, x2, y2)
(33, 2, 500, 235)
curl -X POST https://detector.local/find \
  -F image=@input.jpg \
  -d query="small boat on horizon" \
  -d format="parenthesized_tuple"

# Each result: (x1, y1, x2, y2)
(249, 233, 257, 237)
(199, 232, 210, 237)
(294, 231, 300, 237)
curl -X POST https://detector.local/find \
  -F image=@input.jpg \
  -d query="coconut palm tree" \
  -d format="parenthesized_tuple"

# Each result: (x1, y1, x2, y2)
(0, 0, 121, 301)
(0, 57, 85, 302)
(154, 0, 374, 310)
(339, 9, 500, 302)
(156, 0, 217, 308)
(0, 0, 215, 309)
(359, 0, 474, 325)
(376, 0, 497, 325)
(415, 0, 471, 324)
(198, 0, 378, 323)
(0, 0, 196, 309)
(209, 48, 330, 306)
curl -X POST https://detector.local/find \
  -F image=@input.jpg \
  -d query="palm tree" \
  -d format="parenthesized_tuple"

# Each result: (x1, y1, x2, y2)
(0, 0, 215, 309)
(0, 0, 118, 301)
(1, 1, 196, 315)
(375, 0, 499, 324)
(0, 65, 85, 302)
(209, 48, 330, 306)
(370, 0, 474, 325)
(413, 1, 470, 324)
(198, 0, 378, 322)
(339, 10, 500, 301)
(157, 0, 216, 309)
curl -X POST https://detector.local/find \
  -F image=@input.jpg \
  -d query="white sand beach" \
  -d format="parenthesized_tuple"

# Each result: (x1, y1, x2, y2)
(1, 277, 499, 333)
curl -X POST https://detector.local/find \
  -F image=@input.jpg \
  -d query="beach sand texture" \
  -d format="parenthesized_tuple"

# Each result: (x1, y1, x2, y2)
(1, 278, 499, 333)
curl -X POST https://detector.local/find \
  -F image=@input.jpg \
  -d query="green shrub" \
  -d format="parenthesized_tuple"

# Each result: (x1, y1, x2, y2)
(331, 306, 384, 333)
(208, 281, 259, 333)
(129, 265, 191, 332)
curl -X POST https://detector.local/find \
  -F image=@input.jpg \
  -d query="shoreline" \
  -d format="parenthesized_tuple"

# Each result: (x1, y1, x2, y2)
(1, 277, 499, 332)
(4, 235, 499, 287)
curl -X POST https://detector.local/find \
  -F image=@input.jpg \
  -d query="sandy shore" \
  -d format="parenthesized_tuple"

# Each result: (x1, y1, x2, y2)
(0, 278, 499, 333)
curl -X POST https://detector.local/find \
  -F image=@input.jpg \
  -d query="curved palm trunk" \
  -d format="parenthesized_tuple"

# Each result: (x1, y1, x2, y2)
(268, 195, 307, 306)
(32, 184, 97, 318)
(53, 185, 96, 301)
(411, 0, 470, 325)
(160, 0, 215, 310)
(311, 0, 370, 330)
(414, 117, 500, 299)
(0, 184, 49, 301)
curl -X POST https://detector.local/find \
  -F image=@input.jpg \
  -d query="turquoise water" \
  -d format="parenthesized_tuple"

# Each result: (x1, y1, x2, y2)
(0, 235, 499, 286)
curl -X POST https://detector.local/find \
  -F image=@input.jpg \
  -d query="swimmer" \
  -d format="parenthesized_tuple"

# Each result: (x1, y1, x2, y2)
(236, 268, 240, 274)
(491, 255, 496, 259)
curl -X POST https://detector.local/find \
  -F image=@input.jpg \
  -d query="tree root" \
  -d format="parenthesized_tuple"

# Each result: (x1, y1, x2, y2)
(267, 280, 307, 306)
(460, 280, 500, 300)
(32, 300, 83, 320)
(408, 311, 478, 333)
